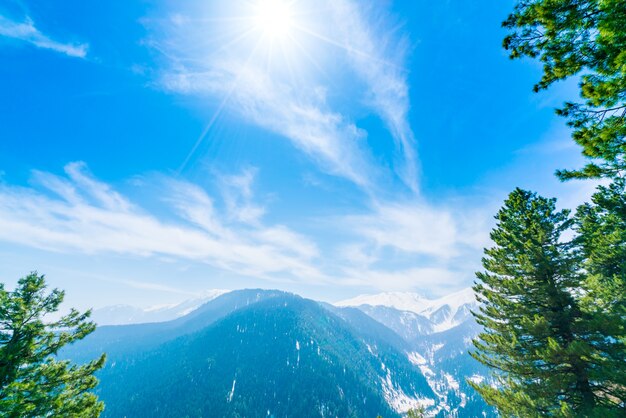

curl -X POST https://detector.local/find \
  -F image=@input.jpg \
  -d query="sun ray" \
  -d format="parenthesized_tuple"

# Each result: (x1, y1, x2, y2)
(292, 22, 406, 72)
(177, 26, 271, 173)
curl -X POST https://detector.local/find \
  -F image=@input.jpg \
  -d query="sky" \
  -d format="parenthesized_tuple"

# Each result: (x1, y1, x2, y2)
(0, 0, 598, 310)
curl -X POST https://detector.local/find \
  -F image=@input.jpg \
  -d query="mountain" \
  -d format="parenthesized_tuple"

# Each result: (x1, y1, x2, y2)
(65, 289, 288, 364)
(91, 289, 229, 325)
(354, 305, 434, 342)
(335, 288, 496, 417)
(336, 288, 477, 334)
(65, 290, 438, 417)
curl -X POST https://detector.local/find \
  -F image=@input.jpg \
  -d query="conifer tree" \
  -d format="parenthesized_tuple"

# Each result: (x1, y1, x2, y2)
(503, 0, 626, 181)
(470, 188, 622, 416)
(501, 2, 626, 412)
(0, 272, 105, 417)
(574, 179, 626, 405)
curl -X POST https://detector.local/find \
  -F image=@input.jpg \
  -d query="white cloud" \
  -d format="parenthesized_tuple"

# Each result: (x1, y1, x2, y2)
(219, 168, 266, 225)
(342, 200, 492, 260)
(0, 163, 322, 282)
(0, 163, 493, 295)
(153, 0, 423, 191)
(0, 15, 88, 58)
(163, 61, 375, 189)
(338, 267, 462, 293)
(327, 0, 419, 192)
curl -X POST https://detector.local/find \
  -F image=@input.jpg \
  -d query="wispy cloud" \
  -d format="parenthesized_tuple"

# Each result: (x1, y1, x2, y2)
(0, 162, 321, 282)
(152, 0, 423, 191)
(0, 163, 502, 295)
(342, 200, 492, 260)
(0, 14, 88, 58)
(163, 63, 375, 188)
(327, 0, 419, 192)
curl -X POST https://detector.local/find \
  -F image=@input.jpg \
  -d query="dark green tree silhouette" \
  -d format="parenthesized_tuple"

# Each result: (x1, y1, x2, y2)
(0, 272, 105, 417)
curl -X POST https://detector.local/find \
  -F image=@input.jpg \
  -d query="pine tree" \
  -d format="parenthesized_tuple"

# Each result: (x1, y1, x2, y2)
(470, 188, 622, 416)
(406, 406, 426, 417)
(503, 0, 626, 181)
(501, 2, 626, 412)
(574, 178, 626, 405)
(0, 272, 106, 417)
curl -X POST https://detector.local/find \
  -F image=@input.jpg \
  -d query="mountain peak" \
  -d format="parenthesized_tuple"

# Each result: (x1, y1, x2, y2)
(335, 291, 429, 312)
(336, 288, 475, 312)
(335, 288, 477, 333)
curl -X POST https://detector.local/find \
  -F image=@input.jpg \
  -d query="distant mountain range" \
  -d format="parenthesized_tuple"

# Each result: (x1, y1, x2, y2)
(336, 288, 477, 334)
(91, 289, 228, 325)
(66, 289, 495, 417)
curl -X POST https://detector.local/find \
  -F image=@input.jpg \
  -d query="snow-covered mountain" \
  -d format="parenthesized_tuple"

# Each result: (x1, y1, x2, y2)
(335, 288, 494, 416)
(91, 289, 229, 325)
(336, 287, 477, 333)
(76, 287, 494, 417)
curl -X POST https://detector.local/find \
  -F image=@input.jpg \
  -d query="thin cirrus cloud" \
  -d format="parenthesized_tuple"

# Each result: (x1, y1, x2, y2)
(0, 14, 88, 58)
(0, 162, 323, 283)
(342, 201, 492, 260)
(338, 267, 464, 294)
(327, 0, 419, 192)
(163, 63, 375, 189)
(154, 0, 417, 192)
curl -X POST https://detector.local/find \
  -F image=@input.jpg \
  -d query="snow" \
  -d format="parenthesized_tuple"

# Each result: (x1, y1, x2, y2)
(227, 379, 236, 402)
(379, 367, 435, 414)
(296, 340, 300, 366)
(431, 343, 444, 353)
(442, 372, 459, 391)
(407, 351, 435, 380)
(407, 351, 427, 366)
(335, 288, 477, 333)
(467, 374, 485, 385)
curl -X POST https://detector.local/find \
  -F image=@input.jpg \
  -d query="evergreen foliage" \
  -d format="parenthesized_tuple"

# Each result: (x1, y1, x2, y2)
(574, 178, 626, 405)
(470, 189, 624, 416)
(406, 406, 426, 417)
(503, 0, 626, 181)
(0, 272, 105, 417)
(471, 1, 626, 415)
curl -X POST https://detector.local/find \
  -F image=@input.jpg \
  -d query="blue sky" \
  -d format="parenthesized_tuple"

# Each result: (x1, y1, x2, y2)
(0, 0, 596, 310)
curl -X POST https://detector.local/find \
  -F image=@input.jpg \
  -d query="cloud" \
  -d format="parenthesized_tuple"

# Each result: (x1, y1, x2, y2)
(0, 162, 322, 282)
(0, 14, 88, 58)
(153, 0, 424, 191)
(338, 267, 463, 293)
(0, 162, 492, 295)
(163, 59, 375, 189)
(327, 0, 419, 192)
(219, 167, 266, 225)
(342, 200, 492, 260)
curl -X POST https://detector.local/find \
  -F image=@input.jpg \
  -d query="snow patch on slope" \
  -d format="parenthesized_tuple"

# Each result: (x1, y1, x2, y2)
(380, 367, 434, 414)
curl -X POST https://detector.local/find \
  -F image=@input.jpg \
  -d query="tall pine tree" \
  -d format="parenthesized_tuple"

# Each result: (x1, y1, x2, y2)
(500, 1, 626, 413)
(0, 272, 106, 417)
(470, 189, 622, 416)
(574, 179, 626, 406)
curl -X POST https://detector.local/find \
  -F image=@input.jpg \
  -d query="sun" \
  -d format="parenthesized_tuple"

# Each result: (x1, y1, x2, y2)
(253, 0, 295, 39)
